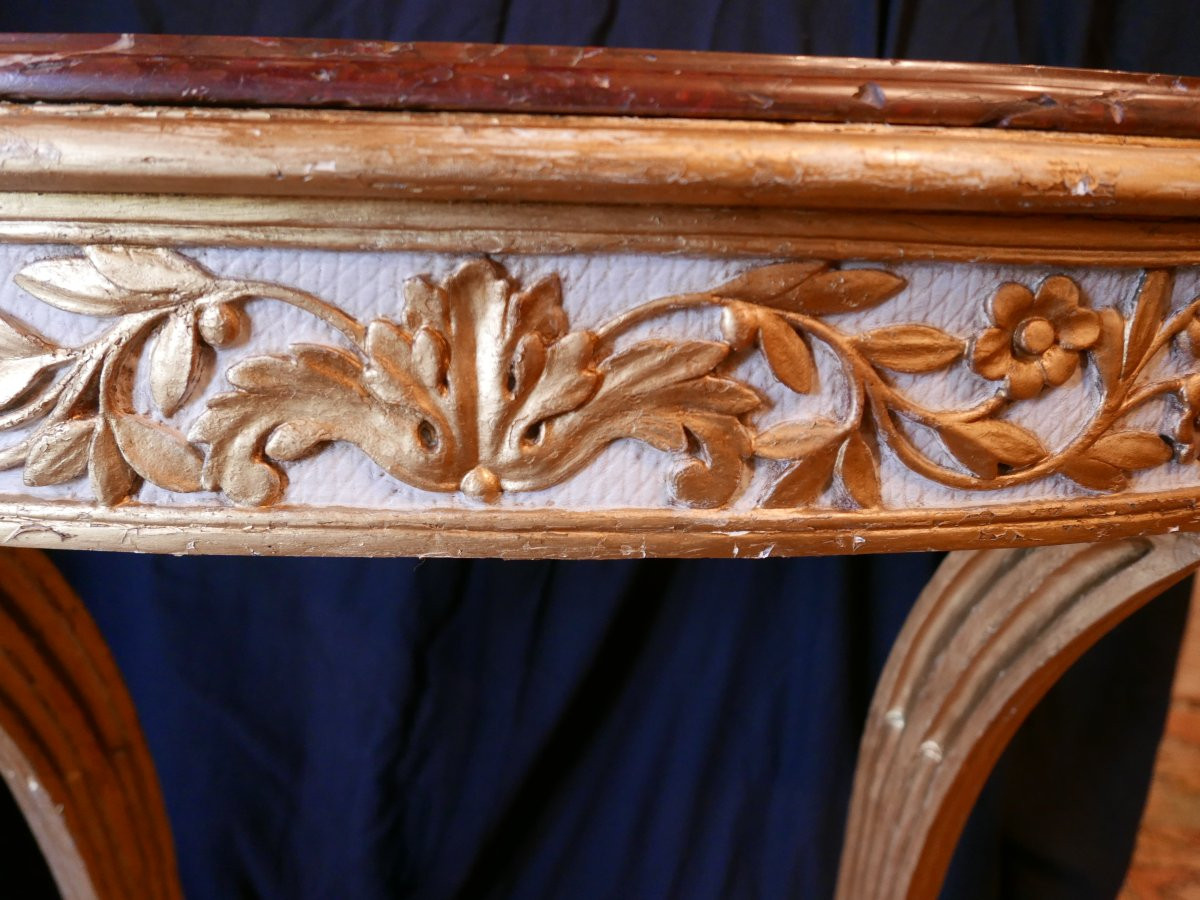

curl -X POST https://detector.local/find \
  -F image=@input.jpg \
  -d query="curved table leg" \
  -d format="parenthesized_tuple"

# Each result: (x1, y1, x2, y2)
(0, 549, 181, 900)
(836, 534, 1200, 900)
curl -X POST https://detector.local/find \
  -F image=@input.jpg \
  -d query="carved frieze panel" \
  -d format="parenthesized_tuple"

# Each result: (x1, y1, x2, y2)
(0, 243, 1198, 530)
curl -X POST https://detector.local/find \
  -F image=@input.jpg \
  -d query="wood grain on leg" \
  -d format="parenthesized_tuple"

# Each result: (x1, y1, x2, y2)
(836, 534, 1200, 900)
(0, 549, 181, 900)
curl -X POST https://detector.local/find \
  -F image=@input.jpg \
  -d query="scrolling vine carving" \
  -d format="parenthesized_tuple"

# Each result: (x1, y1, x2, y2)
(1, 246, 1196, 509)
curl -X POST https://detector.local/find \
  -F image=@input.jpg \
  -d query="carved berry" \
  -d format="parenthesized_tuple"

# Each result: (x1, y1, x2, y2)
(720, 303, 759, 350)
(198, 303, 244, 347)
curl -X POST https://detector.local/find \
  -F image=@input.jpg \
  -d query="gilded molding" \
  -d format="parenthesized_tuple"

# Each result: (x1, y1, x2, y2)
(1, 246, 1198, 512)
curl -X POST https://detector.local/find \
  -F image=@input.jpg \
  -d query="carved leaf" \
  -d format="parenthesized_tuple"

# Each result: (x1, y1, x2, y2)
(941, 420, 1046, 479)
(510, 333, 548, 395)
(401, 276, 450, 333)
(762, 440, 840, 508)
(15, 259, 125, 315)
(854, 325, 964, 373)
(758, 314, 815, 393)
(712, 262, 827, 303)
(838, 430, 882, 509)
(788, 269, 906, 315)
(84, 245, 211, 295)
(1123, 270, 1172, 377)
(0, 355, 60, 411)
(193, 346, 442, 506)
(535, 339, 759, 507)
(509, 274, 568, 340)
(89, 420, 140, 505)
(754, 420, 843, 460)
(23, 419, 95, 486)
(411, 327, 449, 390)
(509, 332, 600, 439)
(150, 308, 200, 417)
(111, 415, 203, 493)
(362, 319, 429, 409)
(1061, 455, 1129, 492)
(263, 421, 334, 461)
(1185, 316, 1200, 358)
(1091, 307, 1126, 390)
(15, 259, 176, 316)
(670, 414, 753, 509)
(1089, 431, 1173, 470)
(0, 312, 53, 358)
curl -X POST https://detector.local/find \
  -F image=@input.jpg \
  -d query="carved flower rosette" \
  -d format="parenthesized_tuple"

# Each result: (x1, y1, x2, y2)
(1, 245, 1199, 512)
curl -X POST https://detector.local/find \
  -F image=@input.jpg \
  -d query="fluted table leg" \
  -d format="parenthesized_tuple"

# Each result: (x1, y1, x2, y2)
(0, 549, 181, 900)
(836, 534, 1200, 900)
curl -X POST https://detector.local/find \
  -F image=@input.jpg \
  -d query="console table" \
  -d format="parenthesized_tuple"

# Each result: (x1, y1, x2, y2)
(2, 33, 1199, 899)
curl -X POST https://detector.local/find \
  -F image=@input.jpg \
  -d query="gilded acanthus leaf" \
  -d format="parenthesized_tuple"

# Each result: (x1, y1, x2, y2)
(574, 340, 757, 507)
(192, 346, 414, 506)
(668, 413, 753, 509)
(262, 421, 334, 462)
(190, 261, 758, 508)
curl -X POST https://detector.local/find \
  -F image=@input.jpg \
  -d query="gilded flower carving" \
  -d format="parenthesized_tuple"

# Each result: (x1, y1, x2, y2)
(971, 275, 1102, 399)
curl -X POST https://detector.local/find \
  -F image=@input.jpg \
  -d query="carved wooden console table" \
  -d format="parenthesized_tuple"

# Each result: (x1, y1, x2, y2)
(2, 33, 1200, 899)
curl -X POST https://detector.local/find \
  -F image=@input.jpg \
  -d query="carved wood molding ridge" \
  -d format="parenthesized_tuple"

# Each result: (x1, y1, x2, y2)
(0, 246, 1197, 517)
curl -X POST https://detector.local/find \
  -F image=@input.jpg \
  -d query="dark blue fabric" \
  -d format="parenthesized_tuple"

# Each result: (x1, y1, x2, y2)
(3, 1, 1198, 897)
(45, 554, 923, 899)
(39, 552, 1189, 900)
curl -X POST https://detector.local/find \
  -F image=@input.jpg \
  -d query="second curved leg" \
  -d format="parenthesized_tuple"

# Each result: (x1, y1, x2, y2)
(835, 533, 1200, 900)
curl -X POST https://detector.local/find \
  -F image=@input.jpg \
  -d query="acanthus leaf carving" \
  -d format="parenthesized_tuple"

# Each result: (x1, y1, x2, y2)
(3, 246, 1200, 512)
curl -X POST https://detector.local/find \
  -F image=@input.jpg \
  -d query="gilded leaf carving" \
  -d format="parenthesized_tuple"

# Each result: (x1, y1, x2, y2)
(3, 246, 1200, 511)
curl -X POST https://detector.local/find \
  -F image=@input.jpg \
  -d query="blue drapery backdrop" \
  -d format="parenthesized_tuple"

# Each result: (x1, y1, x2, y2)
(3, 1, 1198, 897)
